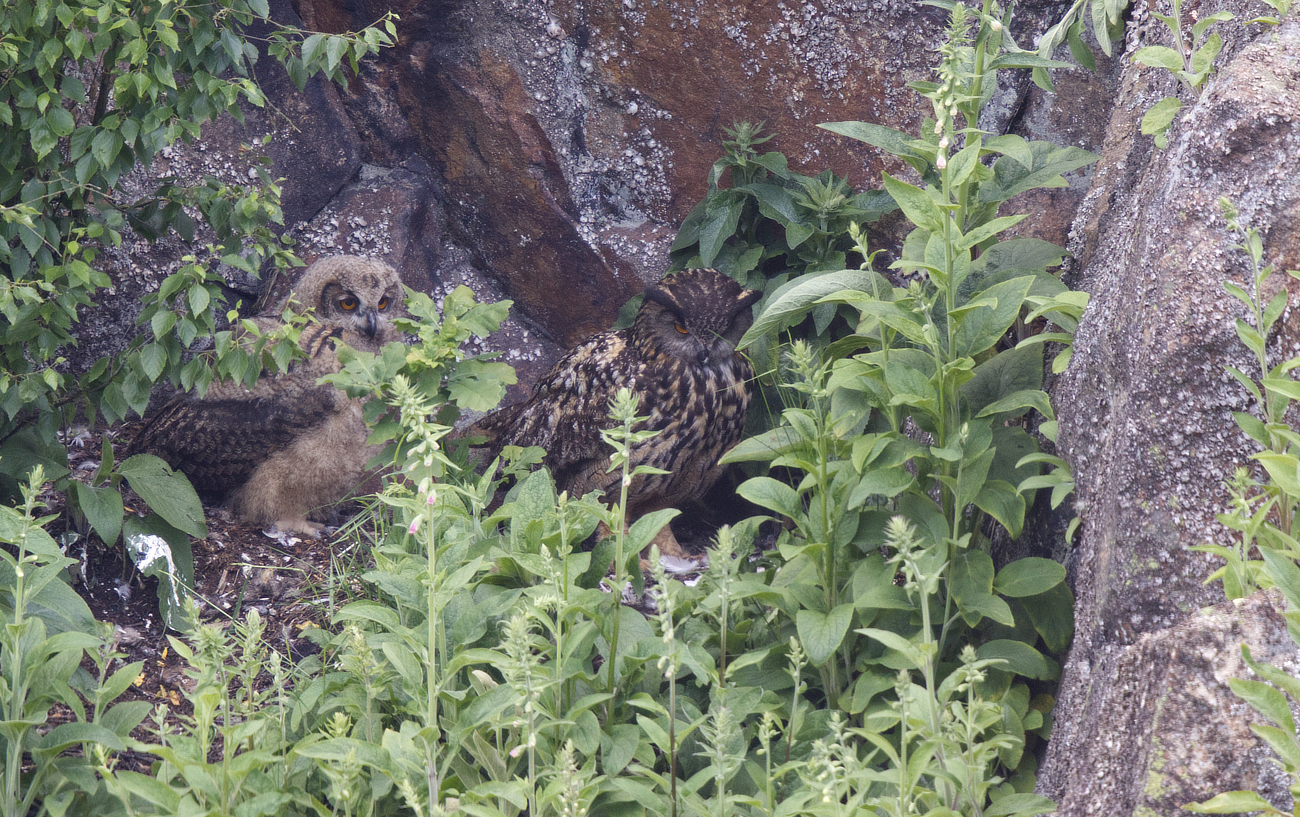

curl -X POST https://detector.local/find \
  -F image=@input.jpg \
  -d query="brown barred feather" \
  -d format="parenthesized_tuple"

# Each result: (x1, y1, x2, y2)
(474, 268, 761, 518)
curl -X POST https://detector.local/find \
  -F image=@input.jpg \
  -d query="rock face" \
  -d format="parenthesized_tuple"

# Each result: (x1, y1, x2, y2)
(1043, 591, 1300, 815)
(1042, 10, 1300, 815)
(291, 0, 1093, 344)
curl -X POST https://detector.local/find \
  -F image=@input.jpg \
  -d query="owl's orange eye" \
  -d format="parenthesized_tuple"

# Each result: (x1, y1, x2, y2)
(340, 296, 359, 311)
(377, 296, 389, 310)
(675, 323, 689, 334)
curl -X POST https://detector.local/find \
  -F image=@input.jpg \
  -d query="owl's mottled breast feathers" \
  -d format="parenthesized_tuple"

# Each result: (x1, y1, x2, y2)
(474, 268, 762, 514)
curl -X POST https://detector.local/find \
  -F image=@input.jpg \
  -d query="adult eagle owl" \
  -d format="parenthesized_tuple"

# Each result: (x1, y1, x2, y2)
(474, 268, 761, 553)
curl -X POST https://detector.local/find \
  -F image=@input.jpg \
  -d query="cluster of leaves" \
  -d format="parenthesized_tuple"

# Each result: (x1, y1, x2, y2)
(1191, 198, 1300, 600)
(1132, 0, 1233, 148)
(669, 120, 896, 289)
(0, 467, 153, 817)
(0, 0, 397, 620)
(1183, 202, 1300, 816)
(631, 120, 895, 382)
(1185, 550, 1300, 816)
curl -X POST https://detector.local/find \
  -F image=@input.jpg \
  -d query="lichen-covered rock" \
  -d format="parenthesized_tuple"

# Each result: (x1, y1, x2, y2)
(1042, 12, 1300, 813)
(1044, 590, 1299, 816)
(295, 0, 1092, 345)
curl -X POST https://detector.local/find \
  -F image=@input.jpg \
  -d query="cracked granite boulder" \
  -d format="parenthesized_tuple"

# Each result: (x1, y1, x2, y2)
(1041, 12, 1300, 816)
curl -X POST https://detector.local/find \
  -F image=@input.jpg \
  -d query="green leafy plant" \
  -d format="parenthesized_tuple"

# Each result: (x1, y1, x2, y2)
(669, 121, 896, 291)
(0, 0, 398, 622)
(1191, 198, 1300, 600)
(0, 467, 151, 817)
(1184, 551, 1300, 816)
(713, 0, 1086, 803)
(1184, 201, 1300, 815)
(1132, 0, 1234, 148)
(7, 0, 1119, 813)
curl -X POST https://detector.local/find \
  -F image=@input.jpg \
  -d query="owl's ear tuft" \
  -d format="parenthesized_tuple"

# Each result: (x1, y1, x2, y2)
(643, 283, 682, 313)
(736, 288, 762, 310)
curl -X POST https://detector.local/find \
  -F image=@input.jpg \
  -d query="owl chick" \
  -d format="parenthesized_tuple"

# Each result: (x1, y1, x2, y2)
(475, 268, 762, 551)
(129, 256, 404, 536)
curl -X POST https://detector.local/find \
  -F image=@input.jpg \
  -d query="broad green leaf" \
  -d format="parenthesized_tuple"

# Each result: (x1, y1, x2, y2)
(1182, 790, 1283, 814)
(1141, 97, 1184, 137)
(956, 447, 996, 514)
(112, 771, 183, 810)
(1229, 678, 1294, 732)
(737, 476, 802, 519)
(1133, 45, 1184, 71)
(858, 626, 926, 667)
(976, 389, 1055, 420)
(995, 557, 1066, 597)
(987, 52, 1074, 71)
(957, 214, 1029, 251)
(699, 198, 744, 266)
(980, 142, 1098, 204)
(31, 721, 125, 755)
(720, 426, 804, 463)
(851, 299, 932, 346)
(819, 121, 930, 164)
(627, 508, 680, 554)
(1261, 548, 1300, 613)
(742, 182, 801, 225)
(882, 173, 943, 233)
(952, 550, 995, 596)
(983, 134, 1034, 171)
(984, 793, 1058, 817)
(1250, 722, 1300, 772)
(601, 723, 642, 776)
(947, 140, 983, 187)
(797, 604, 854, 666)
(69, 481, 124, 545)
(976, 639, 1056, 680)
(1262, 378, 1300, 401)
(739, 269, 883, 348)
(847, 466, 914, 508)
(953, 276, 1034, 357)
(962, 343, 1045, 418)
(118, 454, 207, 538)
(1255, 452, 1300, 498)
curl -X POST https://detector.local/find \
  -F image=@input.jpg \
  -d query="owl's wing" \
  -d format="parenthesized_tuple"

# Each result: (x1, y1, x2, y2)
(129, 373, 343, 497)
(473, 331, 640, 496)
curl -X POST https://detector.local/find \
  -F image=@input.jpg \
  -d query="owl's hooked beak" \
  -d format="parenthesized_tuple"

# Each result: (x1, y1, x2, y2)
(364, 309, 380, 339)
